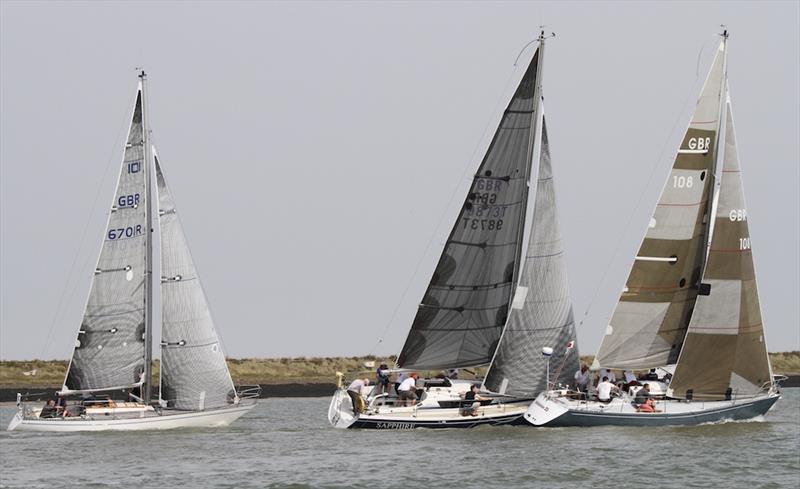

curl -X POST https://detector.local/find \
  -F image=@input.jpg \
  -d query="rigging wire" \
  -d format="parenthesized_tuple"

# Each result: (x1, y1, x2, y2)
(365, 44, 538, 358)
(575, 35, 722, 332)
(39, 82, 139, 360)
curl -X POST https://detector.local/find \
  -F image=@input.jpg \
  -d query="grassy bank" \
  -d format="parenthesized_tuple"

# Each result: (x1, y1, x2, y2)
(1, 352, 798, 387)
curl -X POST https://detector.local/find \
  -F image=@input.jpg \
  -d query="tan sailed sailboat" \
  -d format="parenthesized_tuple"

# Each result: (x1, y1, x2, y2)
(526, 30, 782, 427)
(8, 72, 259, 432)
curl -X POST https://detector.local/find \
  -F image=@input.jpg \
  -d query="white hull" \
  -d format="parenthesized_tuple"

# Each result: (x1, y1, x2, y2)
(328, 386, 530, 429)
(7, 402, 255, 432)
(524, 390, 780, 427)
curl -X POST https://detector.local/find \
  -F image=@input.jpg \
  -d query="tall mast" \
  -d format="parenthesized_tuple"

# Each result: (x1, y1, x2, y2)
(510, 31, 546, 290)
(140, 69, 154, 403)
(699, 29, 729, 276)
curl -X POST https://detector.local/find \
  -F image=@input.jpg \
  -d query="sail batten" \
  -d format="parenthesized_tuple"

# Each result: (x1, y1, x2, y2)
(397, 47, 542, 371)
(595, 40, 728, 370)
(64, 86, 148, 393)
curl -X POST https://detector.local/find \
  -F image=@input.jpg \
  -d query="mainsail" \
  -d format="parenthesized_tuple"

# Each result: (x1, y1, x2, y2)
(668, 98, 771, 400)
(64, 87, 148, 392)
(397, 47, 542, 370)
(155, 153, 236, 410)
(483, 120, 578, 395)
(595, 40, 728, 370)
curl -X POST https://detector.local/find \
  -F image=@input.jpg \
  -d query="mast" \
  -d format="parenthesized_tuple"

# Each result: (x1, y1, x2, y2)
(699, 29, 729, 273)
(511, 30, 546, 295)
(140, 69, 154, 403)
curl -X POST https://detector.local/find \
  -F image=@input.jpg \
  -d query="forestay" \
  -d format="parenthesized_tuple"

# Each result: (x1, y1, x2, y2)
(483, 120, 578, 395)
(595, 40, 727, 370)
(156, 154, 236, 410)
(64, 87, 148, 392)
(668, 99, 771, 400)
(397, 48, 541, 370)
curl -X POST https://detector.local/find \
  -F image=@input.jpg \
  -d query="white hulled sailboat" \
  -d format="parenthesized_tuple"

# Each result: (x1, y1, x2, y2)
(329, 32, 579, 429)
(526, 31, 782, 427)
(8, 72, 258, 432)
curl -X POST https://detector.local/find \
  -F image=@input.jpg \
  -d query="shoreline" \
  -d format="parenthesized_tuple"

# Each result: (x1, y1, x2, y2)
(1, 375, 798, 402)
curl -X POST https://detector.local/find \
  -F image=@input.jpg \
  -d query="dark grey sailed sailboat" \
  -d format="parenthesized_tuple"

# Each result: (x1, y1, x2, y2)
(9, 72, 258, 432)
(526, 31, 783, 427)
(329, 32, 579, 429)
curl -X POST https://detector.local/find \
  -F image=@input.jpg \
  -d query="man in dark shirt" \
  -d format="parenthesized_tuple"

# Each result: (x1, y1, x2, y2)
(634, 384, 651, 405)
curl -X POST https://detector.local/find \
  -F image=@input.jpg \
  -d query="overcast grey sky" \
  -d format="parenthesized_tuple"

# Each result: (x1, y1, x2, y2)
(1, 1, 798, 361)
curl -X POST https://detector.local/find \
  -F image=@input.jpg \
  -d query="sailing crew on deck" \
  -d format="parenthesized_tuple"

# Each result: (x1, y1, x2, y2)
(375, 364, 390, 395)
(622, 370, 640, 392)
(596, 376, 619, 403)
(634, 383, 660, 412)
(398, 373, 420, 406)
(346, 378, 369, 414)
(599, 368, 616, 384)
(394, 371, 408, 397)
(461, 384, 484, 416)
(40, 399, 58, 418)
(574, 363, 590, 393)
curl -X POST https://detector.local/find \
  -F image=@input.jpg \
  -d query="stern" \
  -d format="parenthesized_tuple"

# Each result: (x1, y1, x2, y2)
(524, 392, 569, 426)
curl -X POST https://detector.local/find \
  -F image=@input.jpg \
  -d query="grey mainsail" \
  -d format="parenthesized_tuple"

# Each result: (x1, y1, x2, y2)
(397, 47, 541, 370)
(483, 120, 578, 395)
(64, 87, 148, 392)
(668, 98, 772, 400)
(595, 40, 728, 370)
(155, 153, 236, 410)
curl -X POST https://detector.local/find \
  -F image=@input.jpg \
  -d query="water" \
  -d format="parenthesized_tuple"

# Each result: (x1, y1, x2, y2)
(1, 389, 798, 488)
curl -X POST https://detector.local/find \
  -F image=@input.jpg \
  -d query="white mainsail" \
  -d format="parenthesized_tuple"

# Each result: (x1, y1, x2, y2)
(63, 84, 149, 393)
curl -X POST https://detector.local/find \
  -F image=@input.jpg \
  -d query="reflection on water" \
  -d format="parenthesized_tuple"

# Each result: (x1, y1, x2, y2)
(1, 389, 798, 488)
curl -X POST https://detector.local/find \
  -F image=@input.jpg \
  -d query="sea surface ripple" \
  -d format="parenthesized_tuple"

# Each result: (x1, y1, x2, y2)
(1, 389, 798, 488)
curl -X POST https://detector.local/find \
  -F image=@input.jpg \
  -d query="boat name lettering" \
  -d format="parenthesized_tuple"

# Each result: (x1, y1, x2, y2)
(118, 193, 141, 208)
(108, 225, 143, 240)
(687, 137, 711, 151)
(375, 422, 414, 430)
(462, 218, 503, 231)
(729, 209, 747, 222)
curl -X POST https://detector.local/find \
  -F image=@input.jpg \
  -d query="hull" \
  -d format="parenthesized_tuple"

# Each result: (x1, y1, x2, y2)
(7, 402, 255, 432)
(524, 391, 780, 427)
(328, 388, 529, 430)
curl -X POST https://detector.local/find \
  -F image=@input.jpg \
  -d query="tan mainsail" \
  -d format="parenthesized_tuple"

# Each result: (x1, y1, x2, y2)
(668, 98, 772, 400)
(595, 40, 728, 370)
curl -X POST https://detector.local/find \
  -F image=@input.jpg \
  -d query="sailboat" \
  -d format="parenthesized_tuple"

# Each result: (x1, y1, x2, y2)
(8, 72, 258, 432)
(328, 32, 579, 429)
(526, 31, 782, 427)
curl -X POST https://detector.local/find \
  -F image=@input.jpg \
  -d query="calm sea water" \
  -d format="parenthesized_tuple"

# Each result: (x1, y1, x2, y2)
(1, 389, 798, 488)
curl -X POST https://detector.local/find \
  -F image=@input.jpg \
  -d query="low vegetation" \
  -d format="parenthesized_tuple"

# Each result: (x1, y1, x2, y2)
(1, 352, 798, 387)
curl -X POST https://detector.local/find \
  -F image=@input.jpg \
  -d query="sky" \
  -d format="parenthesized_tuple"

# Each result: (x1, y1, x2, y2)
(1, 1, 798, 361)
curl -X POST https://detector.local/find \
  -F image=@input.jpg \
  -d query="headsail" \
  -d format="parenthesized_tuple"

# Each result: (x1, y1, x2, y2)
(668, 98, 771, 400)
(483, 119, 578, 395)
(397, 47, 542, 370)
(64, 86, 148, 392)
(595, 39, 727, 370)
(155, 153, 236, 410)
